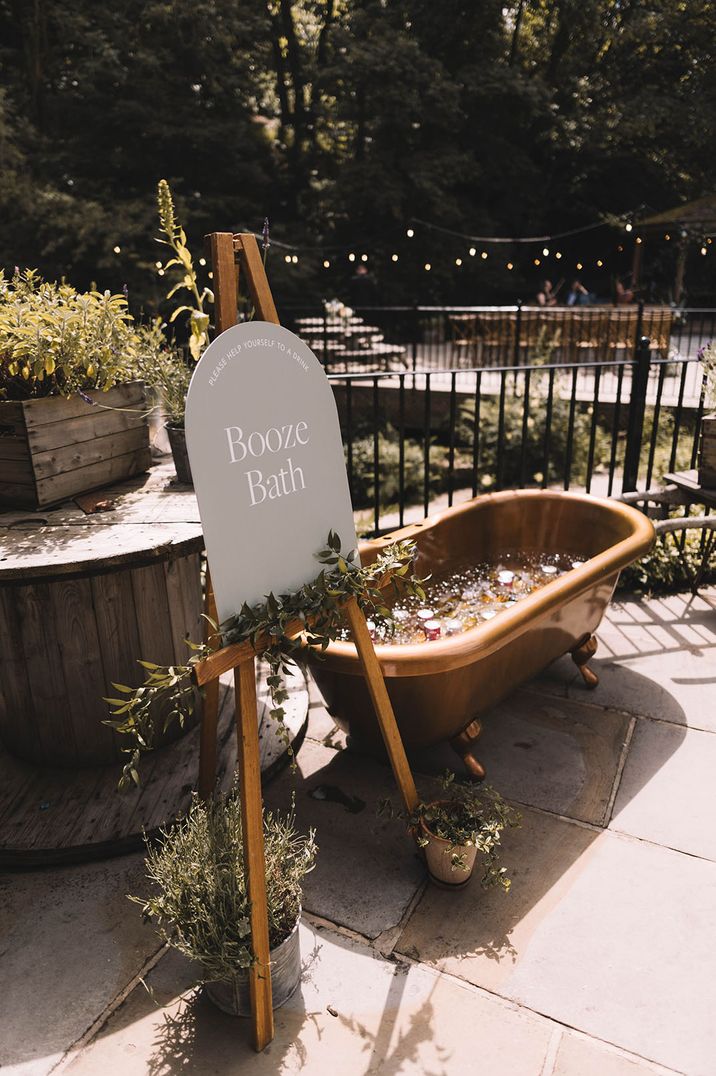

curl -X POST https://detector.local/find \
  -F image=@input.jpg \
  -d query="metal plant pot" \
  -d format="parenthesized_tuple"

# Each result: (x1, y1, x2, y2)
(204, 917, 302, 1017)
(420, 806, 477, 888)
(166, 423, 193, 486)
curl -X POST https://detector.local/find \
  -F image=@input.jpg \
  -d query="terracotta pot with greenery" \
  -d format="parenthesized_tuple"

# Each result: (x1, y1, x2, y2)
(0, 270, 162, 508)
(132, 788, 317, 1017)
(410, 774, 520, 889)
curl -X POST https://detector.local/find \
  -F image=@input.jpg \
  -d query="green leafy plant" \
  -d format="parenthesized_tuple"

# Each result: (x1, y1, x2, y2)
(131, 788, 316, 981)
(348, 428, 448, 509)
(382, 771, 520, 887)
(156, 179, 213, 361)
(130, 318, 191, 427)
(618, 527, 716, 594)
(456, 377, 613, 488)
(0, 269, 157, 400)
(105, 532, 425, 790)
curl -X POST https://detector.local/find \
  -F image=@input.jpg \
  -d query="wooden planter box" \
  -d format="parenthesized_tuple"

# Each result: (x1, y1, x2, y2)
(699, 414, 716, 489)
(0, 381, 151, 509)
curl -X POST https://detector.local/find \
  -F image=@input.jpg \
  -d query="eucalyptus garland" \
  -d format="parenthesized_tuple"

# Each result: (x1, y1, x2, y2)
(105, 532, 425, 791)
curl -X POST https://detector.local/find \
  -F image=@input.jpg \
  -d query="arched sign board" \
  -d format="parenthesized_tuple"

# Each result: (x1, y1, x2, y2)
(185, 322, 358, 624)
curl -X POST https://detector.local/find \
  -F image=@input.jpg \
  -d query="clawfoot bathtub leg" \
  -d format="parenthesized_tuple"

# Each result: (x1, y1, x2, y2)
(450, 719, 486, 781)
(570, 634, 599, 688)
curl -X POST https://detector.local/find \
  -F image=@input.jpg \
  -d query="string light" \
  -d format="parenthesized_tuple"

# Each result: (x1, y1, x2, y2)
(158, 268, 165, 276)
(208, 271, 213, 279)
(199, 257, 207, 266)
(155, 260, 162, 269)
(708, 238, 713, 245)
(701, 246, 708, 256)
(113, 245, 121, 254)
(250, 222, 683, 274)
(625, 223, 633, 232)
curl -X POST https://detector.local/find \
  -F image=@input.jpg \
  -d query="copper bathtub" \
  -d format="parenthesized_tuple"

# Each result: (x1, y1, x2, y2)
(310, 489, 654, 776)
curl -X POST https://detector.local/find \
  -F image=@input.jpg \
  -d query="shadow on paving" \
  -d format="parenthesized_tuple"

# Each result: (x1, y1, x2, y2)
(68, 928, 461, 1076)
(0, 663, 688, 1073)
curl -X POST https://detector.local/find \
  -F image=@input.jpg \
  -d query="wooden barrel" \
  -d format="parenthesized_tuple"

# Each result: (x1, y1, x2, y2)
(0, 520, 205, 767)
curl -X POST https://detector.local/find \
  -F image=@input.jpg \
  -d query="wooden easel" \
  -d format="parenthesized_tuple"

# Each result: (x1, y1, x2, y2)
(192, 232, 418, 1052)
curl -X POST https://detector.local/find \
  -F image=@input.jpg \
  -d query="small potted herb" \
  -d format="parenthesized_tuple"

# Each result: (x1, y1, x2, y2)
(131, 325, 193, 483)
(132, 787, 316, 1016)
(409, 773, 520, 889)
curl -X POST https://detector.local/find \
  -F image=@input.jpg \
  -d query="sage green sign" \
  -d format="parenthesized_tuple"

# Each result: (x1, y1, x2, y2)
(185, 321, 357, 623)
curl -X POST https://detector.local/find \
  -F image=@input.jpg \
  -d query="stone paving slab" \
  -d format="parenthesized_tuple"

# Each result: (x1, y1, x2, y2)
(397, 808, 716, 1075)
(408, 689, 631, 826)
(0, 853, 157, 1076)
(552, 1031, 682, 1076)
(610, 718, 716, 860)
(263, 739, 425, 939)
(532, 592, 716, 731)
(62, 920, 556, 1076)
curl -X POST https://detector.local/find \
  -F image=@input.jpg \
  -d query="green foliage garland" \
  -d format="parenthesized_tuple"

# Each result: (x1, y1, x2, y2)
(105, 532, 425, 791)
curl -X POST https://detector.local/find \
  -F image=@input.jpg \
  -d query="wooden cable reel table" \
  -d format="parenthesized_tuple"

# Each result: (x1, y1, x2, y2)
(0, 466, 309, 865)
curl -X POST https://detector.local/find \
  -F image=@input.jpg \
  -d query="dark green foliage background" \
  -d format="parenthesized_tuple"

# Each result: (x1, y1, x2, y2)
(1, 1, 715, 310)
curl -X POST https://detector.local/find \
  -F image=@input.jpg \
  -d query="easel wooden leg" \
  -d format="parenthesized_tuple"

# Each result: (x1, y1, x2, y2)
(198, 568, 220, 801)
(235, 657, 274, 1051)
(344, 597, 418, 813)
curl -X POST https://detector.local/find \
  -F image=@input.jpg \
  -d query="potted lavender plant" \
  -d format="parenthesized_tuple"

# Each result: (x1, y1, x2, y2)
(132, 787, 316, 1016)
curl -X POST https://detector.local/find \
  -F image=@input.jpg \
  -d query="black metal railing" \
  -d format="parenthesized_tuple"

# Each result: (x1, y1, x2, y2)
(285, 302, 715, 376)
(326, 341, 708, 536)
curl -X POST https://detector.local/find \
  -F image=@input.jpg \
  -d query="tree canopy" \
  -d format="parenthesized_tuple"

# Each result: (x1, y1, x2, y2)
(0, 0, 714, 309)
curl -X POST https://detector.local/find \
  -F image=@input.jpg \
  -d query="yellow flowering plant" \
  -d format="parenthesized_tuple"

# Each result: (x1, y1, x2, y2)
(155, 180, 213, 361)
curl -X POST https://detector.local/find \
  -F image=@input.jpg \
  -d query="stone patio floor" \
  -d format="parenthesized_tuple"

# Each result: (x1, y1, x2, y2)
(2, 588, 715, 1076)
